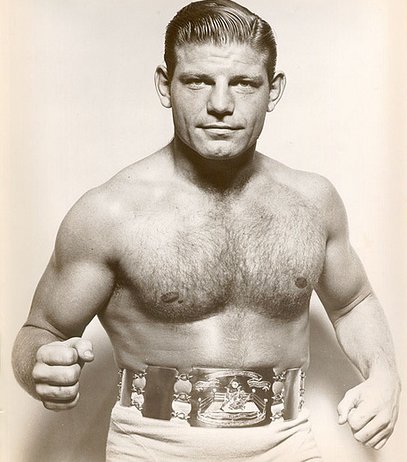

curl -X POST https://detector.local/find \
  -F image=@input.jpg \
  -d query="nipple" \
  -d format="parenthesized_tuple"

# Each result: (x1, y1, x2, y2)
(161, 291, 182, 303)
(294, 277, 308, 289)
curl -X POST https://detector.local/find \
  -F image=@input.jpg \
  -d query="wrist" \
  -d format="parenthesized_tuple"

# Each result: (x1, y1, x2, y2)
(367, 369, 401, 389)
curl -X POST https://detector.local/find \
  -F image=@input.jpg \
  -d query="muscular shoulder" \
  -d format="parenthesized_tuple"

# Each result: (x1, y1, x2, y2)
(262, 156, 347, 236)
(56, 151, 171, 265)
(108, 149, 174, 202)
(55, 186, 119, 266)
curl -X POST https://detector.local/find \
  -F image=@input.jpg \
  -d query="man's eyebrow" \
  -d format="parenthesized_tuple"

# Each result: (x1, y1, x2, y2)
(178, 72, 213, 80)
(231, 75, 264, 84)
(178, 73, 265, 83)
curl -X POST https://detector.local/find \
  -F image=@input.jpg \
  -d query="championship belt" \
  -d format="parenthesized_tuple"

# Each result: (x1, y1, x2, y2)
(118, 366, 305, 428)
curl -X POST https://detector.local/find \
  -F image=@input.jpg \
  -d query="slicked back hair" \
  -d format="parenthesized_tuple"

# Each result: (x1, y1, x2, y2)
(164, 0, 278, 84)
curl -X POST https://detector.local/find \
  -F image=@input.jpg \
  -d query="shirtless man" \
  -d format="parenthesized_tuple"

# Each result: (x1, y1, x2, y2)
(12, 1, 400, 461)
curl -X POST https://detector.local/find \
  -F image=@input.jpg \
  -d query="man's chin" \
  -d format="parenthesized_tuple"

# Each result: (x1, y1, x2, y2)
(198, 152, 243, 161)
(193, 145, 246, 161)
(175, 137, 250, 161)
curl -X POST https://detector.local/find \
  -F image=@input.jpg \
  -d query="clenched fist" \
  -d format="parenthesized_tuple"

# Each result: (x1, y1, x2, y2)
(32, 337, 94, 410)
(337, 376, 401, 450)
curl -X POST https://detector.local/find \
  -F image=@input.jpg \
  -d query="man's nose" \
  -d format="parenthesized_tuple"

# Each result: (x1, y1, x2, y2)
(207, 83, 234, 117)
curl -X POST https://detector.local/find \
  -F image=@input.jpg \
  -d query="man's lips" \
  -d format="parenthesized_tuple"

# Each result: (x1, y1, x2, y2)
(198, 124, 243, 130)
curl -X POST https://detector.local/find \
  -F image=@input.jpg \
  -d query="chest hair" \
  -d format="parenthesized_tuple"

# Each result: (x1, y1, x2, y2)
(117, 186, 326, 322)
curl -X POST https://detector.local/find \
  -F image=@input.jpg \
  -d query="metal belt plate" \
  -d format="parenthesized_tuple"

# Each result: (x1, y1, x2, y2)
(118, 366, 305, 428)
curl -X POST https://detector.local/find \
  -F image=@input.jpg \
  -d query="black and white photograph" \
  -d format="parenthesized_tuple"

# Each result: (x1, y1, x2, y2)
(2, 1, 406, 461)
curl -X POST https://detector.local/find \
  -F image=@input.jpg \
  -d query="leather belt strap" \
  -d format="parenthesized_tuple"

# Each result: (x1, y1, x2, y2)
(117, 366, 305, 428)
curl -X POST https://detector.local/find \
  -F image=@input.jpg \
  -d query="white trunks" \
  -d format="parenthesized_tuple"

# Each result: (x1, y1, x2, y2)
(106, 403, 322, 462)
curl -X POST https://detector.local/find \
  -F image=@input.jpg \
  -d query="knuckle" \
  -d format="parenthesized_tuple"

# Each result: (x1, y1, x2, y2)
(64, 399, 78, 410)
(344, 389, 356, 401)
(47, 384, 78, 400)
(62, 348, 77, 364)
(42, 401, 52, 410)
(32, 364, 41, 380)
(35, 383, 46, 397)
(43, 401, 59, 411)
(61, 384, 79, 399)
(36, 384, 55, 399)
(36, 343, 57, 362)
(380, 426, 392, 438)
(62, 371, 75, 385)
(374, 440, 388, 450)
(369, 439, 382, 449)
(42, 393, 79, 411)
(376, 420, 388, 432)
(380, 411, 392, 423)
(37, 343, 79, 366)
(354, 432, 367, 443)
(35, 346, 46, 362)
(49, 387, 63, 399)
(63, 365, 80, 384)
(32, 363, 46, 381)
(350, 413, 365, 426)
(348, 416, 356, 426)
(45, 403, 65, 412)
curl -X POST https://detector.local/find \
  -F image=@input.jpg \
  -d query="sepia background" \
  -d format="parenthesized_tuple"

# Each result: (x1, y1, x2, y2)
(2, 0, 406, 461)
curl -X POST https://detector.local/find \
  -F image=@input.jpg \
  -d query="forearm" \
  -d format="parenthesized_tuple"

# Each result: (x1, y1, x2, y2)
(12, 325, 64, 399)
(332, 293, 400, 384)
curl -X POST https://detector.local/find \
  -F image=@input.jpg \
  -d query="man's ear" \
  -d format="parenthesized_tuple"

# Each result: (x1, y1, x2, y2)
(267, 72, 286, 112)
(155, 64, 172, 108)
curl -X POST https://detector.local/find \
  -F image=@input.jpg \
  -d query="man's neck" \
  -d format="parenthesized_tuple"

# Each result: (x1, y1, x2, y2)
(171, 137, 259, 194)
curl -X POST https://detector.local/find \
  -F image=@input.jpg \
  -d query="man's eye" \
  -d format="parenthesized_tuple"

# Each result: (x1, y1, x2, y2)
(232, 80, 259, 93)
(232, 79, 262, 92)
(186, 80, 207, 89)
(237, 81, 252, 87)
(235, 80, 260, 90)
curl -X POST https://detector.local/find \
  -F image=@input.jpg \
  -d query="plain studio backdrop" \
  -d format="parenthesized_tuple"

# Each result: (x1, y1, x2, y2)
(1, 0, 406, 461)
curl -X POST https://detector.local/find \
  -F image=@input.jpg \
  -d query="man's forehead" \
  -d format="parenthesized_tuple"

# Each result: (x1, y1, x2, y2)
(173, 41, 269, 72)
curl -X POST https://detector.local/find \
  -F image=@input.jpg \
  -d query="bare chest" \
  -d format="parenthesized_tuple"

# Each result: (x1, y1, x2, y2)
(115, 191, 326, 322)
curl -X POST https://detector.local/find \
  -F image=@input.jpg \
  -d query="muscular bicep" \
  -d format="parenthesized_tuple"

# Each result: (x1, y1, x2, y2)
(26, 254, 115, 339)
(315, 182, 372, 323)
(25, 190, 116, 338)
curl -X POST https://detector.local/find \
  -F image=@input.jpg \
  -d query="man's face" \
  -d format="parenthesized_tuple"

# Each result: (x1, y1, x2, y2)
(164, 42, 277, 160)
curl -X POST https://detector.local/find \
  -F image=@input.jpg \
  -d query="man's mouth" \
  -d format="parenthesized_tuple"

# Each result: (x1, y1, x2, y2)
(200, 124, 242, 130)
